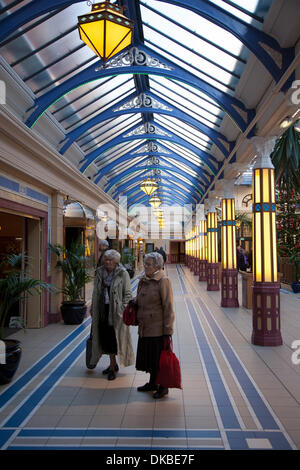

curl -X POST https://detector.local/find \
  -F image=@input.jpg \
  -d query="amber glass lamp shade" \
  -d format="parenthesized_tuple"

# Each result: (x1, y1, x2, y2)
(78, 1, 133, 67)
(149, 195, 161, 209)
(140, 178, 158, 196)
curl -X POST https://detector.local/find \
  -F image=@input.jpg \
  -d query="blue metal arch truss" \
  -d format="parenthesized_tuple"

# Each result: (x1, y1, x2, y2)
(59, 90, 233, 159)
(0, 0, 293, 87)
(25, 43, 255, 133)
(94, 142, 211, 185)
(126, 185, 198, 205)
(105, 164, 203, 193)
(112, 174, 202, 201)
(123, 177, 200, 203)
(79, 120, 221, 176)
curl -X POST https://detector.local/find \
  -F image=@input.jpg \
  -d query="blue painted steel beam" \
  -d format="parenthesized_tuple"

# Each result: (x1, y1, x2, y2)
(112, 173, 202, 200)
(155, 0, 294, 85)
(59, 89, 232, 160)
(128, 188, 193, 206)
(120, 175, 200, 202)
(25, 43, 254, 133)
(126, 185, 197, 205)
(111, 174, 200, 201)
(127, 186, 196, 206)
(79, 120, 220, 175)
(119, 177, 201, 202)
(0, 0, 293, 91)
(105, 164, 202, 192)
(94, 142, 211, 184)
(128, 190, 191, 206)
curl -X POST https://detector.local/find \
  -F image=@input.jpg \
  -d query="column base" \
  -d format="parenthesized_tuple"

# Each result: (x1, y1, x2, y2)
(198, 259, 207, 281)
(207, 262, 220, 291)
(221, 269, 239, 308)
(251, 282, 282, 346)
(193, 259, 200, 275)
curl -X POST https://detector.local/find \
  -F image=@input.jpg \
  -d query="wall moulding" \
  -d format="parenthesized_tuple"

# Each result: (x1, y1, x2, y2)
(0, 107, 119, 212)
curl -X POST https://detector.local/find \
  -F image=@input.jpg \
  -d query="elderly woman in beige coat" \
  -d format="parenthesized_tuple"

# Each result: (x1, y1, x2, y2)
(135, 252, 175, 399)
(89, 249, 134, 380)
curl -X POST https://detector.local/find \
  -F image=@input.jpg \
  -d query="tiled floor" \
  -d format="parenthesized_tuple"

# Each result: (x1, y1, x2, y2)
(0, 264, 300, 450)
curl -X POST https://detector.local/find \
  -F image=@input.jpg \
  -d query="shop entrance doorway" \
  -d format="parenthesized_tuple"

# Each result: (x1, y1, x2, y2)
(0, 211, 44, 328)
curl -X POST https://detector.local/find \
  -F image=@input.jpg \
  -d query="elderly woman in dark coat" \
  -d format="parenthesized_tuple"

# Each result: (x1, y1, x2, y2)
(135, 252, 175, 399)
(89, 249, 135, 380)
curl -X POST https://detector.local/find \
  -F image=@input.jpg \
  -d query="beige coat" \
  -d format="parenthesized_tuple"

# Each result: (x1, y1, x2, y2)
(89, 264, 135, 368)
(136, 269, 175, 337)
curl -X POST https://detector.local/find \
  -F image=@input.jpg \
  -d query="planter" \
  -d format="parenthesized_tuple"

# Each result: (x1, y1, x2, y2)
(60, 301, 87, 325)
(291, 282, 300, 293)
(0, 339, 22, 385)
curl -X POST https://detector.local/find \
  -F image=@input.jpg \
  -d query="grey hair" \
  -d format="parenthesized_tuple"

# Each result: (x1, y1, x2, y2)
(103, 249, 120, 263)
(144, 252, 164, 269)
(99, 239, 109, 247)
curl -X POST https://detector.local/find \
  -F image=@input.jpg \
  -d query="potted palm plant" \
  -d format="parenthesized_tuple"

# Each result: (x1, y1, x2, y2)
(50, 241, 93, 324)
(121, 247, 136, 279)
(0, 254, 52, 385)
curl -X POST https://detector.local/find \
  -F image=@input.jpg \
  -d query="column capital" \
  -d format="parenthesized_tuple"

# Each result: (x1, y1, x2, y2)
(221, 178, 235, 198)
(251, 135, 278, 169)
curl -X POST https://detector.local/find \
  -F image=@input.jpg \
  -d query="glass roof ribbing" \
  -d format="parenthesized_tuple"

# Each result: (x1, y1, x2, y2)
(0, 0, 275, 207)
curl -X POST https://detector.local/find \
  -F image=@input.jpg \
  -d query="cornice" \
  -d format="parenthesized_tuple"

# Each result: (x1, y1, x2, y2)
(0, 106, 119, 210)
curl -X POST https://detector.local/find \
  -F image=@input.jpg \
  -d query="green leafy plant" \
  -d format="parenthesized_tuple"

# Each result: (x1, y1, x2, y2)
(49, 241, 93, 301)
(121, 248, 136, 270)
(271, 122, 300, 192)
(0, 254, 53, 340)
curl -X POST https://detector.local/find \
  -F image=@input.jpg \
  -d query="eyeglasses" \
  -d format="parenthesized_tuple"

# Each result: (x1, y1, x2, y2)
(144, 262, 154, 267)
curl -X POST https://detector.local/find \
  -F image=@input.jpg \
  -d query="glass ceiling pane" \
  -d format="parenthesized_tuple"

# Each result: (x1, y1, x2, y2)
(141, 0, 247, 85)
(208, 0, 262, 24)
(95, 139, 144, 167)
(81, 115, 141, 153)
(66, 86, 134, 132)
(154, 115, 212, 150)
(150, 79, 222, 129)
(79, 114, 139, 150)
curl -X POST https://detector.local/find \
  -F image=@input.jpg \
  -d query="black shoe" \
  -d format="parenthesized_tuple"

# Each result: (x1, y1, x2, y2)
(153, 386, 168, 399)
(102, 364, 119, 375)
(107, 370, 116, 380)
(137, 382, 158, 392)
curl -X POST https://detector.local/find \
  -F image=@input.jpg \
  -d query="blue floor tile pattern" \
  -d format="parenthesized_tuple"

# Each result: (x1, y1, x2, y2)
(0, 268, 297, 450)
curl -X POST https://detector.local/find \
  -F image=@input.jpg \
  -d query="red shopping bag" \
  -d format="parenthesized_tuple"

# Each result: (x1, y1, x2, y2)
(156, 337, 182, 389)
(122, 302, 137, 326)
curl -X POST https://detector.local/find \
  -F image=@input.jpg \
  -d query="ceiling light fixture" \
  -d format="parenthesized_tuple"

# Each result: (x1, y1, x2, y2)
(78, 1, 133, 68)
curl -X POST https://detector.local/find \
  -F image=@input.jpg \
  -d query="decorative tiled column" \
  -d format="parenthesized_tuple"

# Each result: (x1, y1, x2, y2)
(251, 136, 282, 346)
(221, 182, 239, 307)
(197, 207, 207, 282)
(193, 224, 200, 275)
(207, 202, 219, 291)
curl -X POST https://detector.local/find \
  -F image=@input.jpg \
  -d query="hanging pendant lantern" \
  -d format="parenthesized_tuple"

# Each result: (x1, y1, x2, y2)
(78, 1, 134, 67)
(149, 195, 161, 209)
(140, 177, 158, 196)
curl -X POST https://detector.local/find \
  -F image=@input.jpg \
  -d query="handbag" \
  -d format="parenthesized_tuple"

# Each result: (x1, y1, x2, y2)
(85, 333, 96, 369)
(122, 301, 137, 326)
(156, 336, 182, 389)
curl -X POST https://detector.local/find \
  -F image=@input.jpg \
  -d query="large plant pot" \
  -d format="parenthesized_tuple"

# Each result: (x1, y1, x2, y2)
(291, 282, 300, 293)
(60, 301, 87, 325)
(0, 339, 22, 385)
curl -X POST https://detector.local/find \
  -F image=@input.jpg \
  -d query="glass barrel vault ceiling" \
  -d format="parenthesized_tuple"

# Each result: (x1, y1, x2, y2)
(0, 0, 275, 207)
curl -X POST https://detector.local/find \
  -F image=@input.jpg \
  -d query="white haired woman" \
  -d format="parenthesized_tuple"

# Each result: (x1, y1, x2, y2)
(89, 249, 135, 380)
(135, 252, 175, 398)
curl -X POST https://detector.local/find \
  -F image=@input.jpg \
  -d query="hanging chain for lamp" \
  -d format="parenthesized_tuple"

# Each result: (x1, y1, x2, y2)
(78, 1, 133, 67)
(140, 158, 160, 196)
